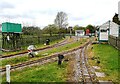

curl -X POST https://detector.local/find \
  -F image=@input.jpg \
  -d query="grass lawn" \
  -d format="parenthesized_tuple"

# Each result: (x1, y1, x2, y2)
(1, 38, 87, 68)
(1, 61, 68, 83)
(2, 37, 65, 56)
(88, 43, 119, 83)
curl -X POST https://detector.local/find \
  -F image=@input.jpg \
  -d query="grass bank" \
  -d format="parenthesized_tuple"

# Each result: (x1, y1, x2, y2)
(88, 43, 119, 83)
(1, 51, 76, 83)
(1, 38, 87, 68)
(1, 61, 68, 83)
(2, 37, 66, 56)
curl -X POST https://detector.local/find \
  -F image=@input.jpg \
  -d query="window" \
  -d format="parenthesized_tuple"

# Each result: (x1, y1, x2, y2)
(100, 29, 107, 32)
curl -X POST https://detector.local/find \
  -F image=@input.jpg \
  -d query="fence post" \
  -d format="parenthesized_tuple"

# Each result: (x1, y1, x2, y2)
(116, 37, 117, 47)
(6, 65, 11, 83)
(108, 35, 110, 44)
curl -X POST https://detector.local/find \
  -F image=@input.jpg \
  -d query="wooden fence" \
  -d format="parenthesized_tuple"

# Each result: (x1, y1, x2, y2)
(108, 35, 120, 50)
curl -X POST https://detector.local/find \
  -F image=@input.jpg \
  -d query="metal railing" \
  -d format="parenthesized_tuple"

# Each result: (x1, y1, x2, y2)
(2, 34, 64, 51)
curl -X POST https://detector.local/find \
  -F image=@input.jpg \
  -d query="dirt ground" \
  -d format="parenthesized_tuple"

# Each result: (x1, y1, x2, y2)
(65, 53, 76, 82)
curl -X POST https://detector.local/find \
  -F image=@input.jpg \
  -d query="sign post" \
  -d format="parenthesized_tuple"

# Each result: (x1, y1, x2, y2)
(6, 65, 11, 83)
(69, 26, 72, 38)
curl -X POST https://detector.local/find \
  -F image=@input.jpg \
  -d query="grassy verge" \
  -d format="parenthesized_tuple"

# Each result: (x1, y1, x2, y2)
(1, 61, 68, 82)
(87, 43, 119, 82)
(1, 38, 87, 68)
(2, 37, 66, 56)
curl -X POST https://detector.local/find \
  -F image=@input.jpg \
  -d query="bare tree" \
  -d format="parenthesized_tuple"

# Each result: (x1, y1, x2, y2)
(54, 11, 68, 29)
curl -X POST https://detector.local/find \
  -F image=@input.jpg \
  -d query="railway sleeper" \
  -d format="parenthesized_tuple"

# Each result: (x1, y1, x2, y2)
(85, 78, 92, 83)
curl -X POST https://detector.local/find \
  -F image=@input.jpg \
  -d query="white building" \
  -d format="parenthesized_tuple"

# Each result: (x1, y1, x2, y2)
(75, 30, 85, 36)
(99, 21, 119, 42)
(118, 1, 120, 20)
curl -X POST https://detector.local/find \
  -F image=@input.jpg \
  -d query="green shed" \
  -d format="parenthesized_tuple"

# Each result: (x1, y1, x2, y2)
(2, 22, 22, 33)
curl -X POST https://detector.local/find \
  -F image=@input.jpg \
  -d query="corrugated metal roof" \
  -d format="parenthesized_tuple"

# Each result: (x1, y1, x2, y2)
(100, 21, 119, 29)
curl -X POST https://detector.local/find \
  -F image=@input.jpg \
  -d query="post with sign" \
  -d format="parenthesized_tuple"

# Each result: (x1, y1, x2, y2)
(69, 26, 72, 38)
(6, 65, 11, 83)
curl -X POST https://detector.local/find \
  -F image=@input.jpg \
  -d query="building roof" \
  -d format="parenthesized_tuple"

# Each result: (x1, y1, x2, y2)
(100, 20, 119, 29)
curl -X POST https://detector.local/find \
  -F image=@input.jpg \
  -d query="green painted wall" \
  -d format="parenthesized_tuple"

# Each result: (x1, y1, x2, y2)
(2, 22, 22, 33)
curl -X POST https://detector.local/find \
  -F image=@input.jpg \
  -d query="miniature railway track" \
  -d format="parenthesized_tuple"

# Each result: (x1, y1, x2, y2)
(74, 42, 99, 83)
(1, 38, 72, 59)
(1, 40, 90, 75)
(81, 47, 93, 83)
(1, 40, 98, 84)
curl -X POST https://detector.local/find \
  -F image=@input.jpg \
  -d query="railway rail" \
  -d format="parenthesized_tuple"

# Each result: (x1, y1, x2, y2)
(1, 39, 99, 83)
(74, 42, 99, 83)
(0, 40, 90, 75)
(1, 37, 73, 59)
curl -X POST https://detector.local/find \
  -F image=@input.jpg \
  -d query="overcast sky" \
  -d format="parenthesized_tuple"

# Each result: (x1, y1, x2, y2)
(0, 0, 119, 28)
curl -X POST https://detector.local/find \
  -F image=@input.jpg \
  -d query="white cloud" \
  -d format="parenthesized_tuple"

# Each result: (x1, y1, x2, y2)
(0, 0, 119, 28)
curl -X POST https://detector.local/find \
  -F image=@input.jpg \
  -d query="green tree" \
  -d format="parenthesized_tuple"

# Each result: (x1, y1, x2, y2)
(86, 24, 96, 33)
(22, 26, 41, 36)
(42, 24, 59, 36)
(73, 25, 85, 30)
(73, 25, 85, 34)
(112, 13, 120, 25)
(73, 25, 80, 30)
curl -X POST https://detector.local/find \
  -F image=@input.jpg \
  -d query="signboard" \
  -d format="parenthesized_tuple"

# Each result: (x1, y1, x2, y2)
(2, 22, 22, 33)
